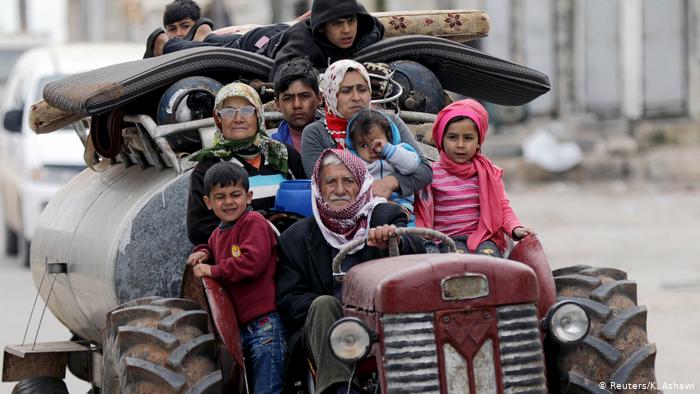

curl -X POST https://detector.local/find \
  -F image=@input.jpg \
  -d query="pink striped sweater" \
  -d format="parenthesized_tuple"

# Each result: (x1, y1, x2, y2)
(431, 166, 522, 240)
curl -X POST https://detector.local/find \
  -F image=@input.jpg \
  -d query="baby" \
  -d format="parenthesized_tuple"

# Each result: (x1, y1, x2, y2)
(346, 109, 420, 225)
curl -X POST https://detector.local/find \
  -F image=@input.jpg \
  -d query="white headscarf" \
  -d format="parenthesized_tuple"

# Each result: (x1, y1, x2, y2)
(320, 59, 371, 119)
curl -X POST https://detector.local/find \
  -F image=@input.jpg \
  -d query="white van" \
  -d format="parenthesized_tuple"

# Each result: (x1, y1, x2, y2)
(0, 43, 142, 265)
(0, 34, 46, 95)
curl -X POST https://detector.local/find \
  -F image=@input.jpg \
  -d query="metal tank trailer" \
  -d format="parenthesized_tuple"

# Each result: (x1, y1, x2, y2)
(2, 110, 217, 391)
(24, 76, 232, 346)
(29, 162, 191, 344)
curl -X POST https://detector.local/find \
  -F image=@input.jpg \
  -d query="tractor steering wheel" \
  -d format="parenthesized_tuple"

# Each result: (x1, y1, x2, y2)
(331, 227, 457, 281)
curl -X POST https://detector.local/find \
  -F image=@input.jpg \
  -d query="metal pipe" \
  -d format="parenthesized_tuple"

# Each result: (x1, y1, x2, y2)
(32, 274, 58, 350)
(272, 109, 425, 125)
(370, 74, 404, 105)
(72, 119, 89, 147)
(389, 110, 437, 124)
(22, 263, 47, 345)
(135, 123, 165, 171)
(131, 116, 215, 139)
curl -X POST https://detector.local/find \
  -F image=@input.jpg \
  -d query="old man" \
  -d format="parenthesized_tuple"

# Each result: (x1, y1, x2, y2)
(276, 148, 424, 394)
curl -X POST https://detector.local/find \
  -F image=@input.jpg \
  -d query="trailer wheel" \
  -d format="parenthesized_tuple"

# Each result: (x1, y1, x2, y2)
(67, 334, 91, 382)
(552, 265, 659, 393)
(101, 296, 223, 394)
(11, 377, 68, 394)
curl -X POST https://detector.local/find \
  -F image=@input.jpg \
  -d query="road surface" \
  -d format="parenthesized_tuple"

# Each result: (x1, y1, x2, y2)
(1, 180, 698, 393)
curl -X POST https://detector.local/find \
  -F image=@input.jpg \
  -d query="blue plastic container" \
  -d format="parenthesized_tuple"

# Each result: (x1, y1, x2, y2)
(274, 180, 312, 217)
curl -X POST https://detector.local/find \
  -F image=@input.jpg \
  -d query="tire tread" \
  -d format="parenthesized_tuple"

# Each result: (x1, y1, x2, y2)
(553, 267, 658, 393)
(102, 296, 220, 394)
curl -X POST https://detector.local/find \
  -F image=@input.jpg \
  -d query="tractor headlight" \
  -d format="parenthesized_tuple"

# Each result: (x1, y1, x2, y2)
(328, 317, 373, 362)
(545, 301, 590, 344)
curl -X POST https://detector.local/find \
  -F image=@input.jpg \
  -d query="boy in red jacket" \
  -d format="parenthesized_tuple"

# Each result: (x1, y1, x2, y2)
(187, 161, 286, 394)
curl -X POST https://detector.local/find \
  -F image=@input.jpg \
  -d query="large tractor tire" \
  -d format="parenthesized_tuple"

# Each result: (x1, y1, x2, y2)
(11, 377, 68, 394)
(102, 296, 223, 394)
(552, 265, 658, 393)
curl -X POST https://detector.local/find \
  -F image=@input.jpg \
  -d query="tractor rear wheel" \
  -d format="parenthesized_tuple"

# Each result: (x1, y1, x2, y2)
(552, 265, 658, 393)
(101, 296, 222, 394)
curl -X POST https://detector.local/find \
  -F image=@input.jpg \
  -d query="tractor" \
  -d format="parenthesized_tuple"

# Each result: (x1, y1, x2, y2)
(2, 8, 656, 394)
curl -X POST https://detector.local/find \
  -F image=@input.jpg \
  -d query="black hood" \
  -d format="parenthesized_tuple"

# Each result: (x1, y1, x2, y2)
(309, 0, 382, 50)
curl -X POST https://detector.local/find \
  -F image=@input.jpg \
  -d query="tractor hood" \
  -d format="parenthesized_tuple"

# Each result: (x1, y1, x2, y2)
(342, 253, 539, 314)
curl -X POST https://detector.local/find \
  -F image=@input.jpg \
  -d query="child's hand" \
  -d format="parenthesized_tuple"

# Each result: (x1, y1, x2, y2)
(187, 251, 209, 267)
(513, 227, 536, 240)
(371, 139, 386, 155)
(371, 176, 399, 199)
(193, 263, 212, 278)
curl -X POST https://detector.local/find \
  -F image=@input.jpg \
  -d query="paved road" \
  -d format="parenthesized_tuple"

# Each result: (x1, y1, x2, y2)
(1, 181, 698, 393)
(0, 252, 90, 393)
(510, 181, 700, 391)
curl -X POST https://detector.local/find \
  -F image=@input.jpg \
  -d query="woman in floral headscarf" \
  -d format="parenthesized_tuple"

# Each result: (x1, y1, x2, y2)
(300, 59, 433, 202)
(187, 82, 305, 246)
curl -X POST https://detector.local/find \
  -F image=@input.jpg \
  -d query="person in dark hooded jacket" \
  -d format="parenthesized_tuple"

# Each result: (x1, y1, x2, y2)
(147, 0, 384, 76)
(262, 0, 385, 78)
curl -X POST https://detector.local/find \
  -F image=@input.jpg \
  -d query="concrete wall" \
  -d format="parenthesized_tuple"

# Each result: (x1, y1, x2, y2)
(689, 0, 700, 120)
(0, 0, 67, 42)
(58, 0, 698, 124)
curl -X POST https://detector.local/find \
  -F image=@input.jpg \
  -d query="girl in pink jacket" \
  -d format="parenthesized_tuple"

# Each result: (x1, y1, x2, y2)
(415, 99, 534, 256)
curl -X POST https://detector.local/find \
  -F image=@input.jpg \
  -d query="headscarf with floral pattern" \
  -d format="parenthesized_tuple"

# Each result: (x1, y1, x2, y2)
(320, 60, 371, 149)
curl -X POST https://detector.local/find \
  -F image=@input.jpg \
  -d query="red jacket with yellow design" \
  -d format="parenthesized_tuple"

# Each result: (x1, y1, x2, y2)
(194, 209, 277, 325)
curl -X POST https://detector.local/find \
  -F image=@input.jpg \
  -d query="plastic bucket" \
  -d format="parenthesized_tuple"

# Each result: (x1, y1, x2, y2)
(274, 180, 312, 217)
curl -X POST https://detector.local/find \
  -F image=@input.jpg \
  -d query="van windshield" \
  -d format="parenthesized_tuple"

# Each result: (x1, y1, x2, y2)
(0, 50, 25, 84)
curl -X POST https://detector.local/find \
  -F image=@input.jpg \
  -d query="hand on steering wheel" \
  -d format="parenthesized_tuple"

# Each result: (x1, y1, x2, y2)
(366, 224, 397, 249)
(332, 227, 456, 281)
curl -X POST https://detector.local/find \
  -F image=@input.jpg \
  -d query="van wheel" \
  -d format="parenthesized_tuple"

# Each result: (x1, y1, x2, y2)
(17, 238, 30, 267)
(11, 377, 68, 394)
(101, 296, 222, 394)
(552, 265, 659, 393)
(3, 223, 19, 256)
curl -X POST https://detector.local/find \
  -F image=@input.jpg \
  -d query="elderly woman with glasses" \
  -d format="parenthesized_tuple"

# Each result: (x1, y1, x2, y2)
(187, 82, 306, 246)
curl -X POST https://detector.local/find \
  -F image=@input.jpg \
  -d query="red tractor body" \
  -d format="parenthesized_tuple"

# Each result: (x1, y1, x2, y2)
(340, 237, 556, 393)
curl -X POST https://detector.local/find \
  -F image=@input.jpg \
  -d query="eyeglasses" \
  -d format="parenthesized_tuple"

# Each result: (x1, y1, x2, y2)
(217, 106, 257, 119)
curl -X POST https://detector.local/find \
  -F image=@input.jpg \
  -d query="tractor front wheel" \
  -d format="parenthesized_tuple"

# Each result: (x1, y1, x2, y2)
(551, 265, 658, 393)
(101, 296, 222, 394)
